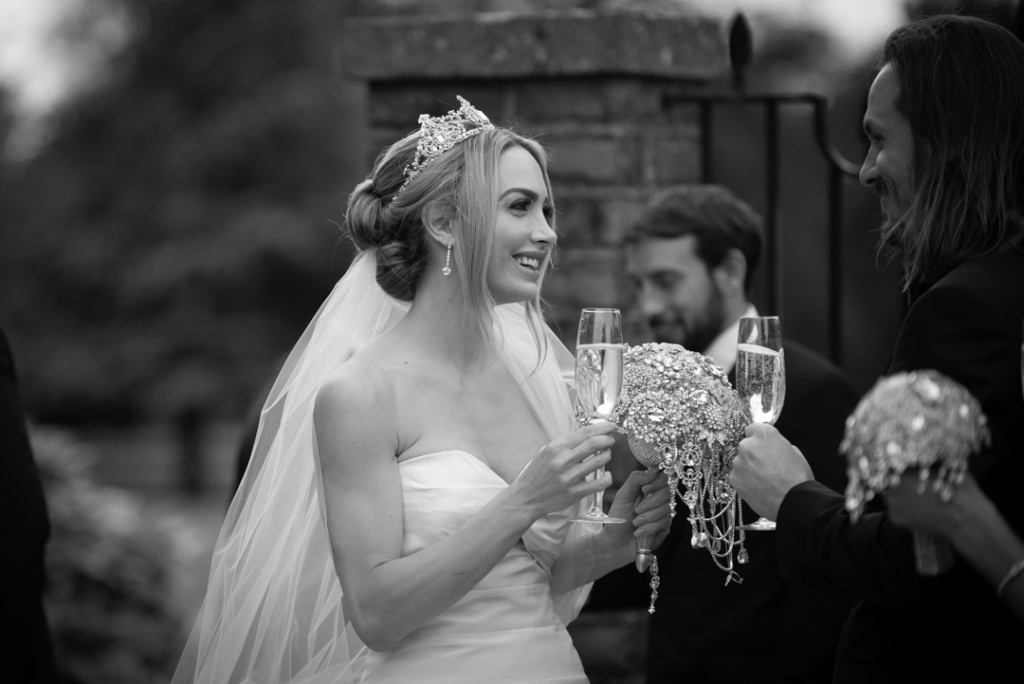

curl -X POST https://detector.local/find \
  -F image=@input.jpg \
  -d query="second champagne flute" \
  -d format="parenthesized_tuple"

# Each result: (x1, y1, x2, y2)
(735, 315, 786, 532)
(572, 308, 626, 524)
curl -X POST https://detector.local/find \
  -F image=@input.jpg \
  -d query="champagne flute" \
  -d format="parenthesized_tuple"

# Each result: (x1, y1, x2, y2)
(572, 308, 626, 524)
(735, 316, 786, 532)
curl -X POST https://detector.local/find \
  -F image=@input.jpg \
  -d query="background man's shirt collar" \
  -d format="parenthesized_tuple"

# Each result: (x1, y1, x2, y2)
(703, 303, 757, 372)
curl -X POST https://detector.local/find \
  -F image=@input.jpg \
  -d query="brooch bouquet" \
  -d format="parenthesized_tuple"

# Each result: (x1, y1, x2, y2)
(842, 370, 990, 574)
(611, 343, 748, 610)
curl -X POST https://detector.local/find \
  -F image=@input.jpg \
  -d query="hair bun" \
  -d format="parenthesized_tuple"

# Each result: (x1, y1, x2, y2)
(345, 176, 425, 300)
(375, 239, 424, 302)
(346, 178, 389, 251)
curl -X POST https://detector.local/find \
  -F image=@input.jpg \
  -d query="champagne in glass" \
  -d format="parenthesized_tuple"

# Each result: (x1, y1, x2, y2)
(735, 343, 786, 425)
(576, 344, 624, 422)
(572, 308, 626, 524)
(735, 316, 786, 532)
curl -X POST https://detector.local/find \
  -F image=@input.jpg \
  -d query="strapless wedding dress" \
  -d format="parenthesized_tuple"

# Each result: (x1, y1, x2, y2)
(359, 450, 589, 684)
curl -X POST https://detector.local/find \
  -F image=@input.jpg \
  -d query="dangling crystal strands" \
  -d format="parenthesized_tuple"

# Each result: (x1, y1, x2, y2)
(397, 96, 495, 196)
(645, 554, 660, 614)
(612, 342, 749, 603)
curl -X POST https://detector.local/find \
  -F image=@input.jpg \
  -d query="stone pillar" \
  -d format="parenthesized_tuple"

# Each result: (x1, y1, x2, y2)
(339, 8, 729, 345)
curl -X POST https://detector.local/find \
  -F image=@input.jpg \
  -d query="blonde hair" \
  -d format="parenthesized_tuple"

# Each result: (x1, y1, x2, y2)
(345, 122, 555, 353)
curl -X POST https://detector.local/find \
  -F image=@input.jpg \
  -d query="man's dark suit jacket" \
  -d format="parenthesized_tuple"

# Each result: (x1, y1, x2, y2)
(1, 328, 59, 683)
(586, 337, 858, 684)
(776, 234, 1024, 683)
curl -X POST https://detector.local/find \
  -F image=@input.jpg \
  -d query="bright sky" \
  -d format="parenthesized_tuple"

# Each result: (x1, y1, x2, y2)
(0, 0, 81, 116)
(688, 0, 908, 60)
(0, 0, 907, 119)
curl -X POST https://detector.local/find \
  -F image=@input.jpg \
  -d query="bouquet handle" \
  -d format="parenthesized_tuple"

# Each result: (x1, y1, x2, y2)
(913, 531, 955, 575)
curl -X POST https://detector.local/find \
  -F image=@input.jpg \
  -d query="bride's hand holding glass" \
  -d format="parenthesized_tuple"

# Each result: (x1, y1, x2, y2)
(508, 422, 618, 520)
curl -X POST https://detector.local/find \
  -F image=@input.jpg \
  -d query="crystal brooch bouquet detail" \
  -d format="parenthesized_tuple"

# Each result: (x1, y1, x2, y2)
(841, 369, 990, 575)
(611, 343, 748, 611)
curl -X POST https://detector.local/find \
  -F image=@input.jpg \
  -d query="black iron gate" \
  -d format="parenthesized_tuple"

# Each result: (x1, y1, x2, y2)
(662, 13, 863, 367)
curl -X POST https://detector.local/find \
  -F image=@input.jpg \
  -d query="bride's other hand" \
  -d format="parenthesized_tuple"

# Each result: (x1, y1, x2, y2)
(510, 421, 617, 519)
(606, 468, 672, 550)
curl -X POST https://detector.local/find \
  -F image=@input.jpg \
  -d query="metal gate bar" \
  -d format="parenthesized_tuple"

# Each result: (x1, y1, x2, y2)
(666, 14, 861, 366)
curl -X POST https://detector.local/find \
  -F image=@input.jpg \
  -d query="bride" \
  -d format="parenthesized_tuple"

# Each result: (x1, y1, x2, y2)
(172, 97, 672, 683)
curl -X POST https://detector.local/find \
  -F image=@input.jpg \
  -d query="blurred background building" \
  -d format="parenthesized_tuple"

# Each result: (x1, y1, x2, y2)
(1, 0, 1020, 682)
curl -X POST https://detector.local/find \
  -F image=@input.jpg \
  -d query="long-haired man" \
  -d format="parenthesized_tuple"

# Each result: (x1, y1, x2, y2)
(731, 15, 1024, 683)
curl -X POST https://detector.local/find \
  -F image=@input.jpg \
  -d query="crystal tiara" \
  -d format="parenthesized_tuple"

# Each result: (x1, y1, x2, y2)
(397, 96, 495, 195)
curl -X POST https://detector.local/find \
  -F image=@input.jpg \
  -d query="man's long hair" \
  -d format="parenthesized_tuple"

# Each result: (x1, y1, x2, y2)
(880, 15, 1024, 289)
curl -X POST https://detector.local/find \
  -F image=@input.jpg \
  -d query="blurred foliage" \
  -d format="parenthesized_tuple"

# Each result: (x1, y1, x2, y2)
(33, 427, 189, 684)
(0, 0, 363, 423)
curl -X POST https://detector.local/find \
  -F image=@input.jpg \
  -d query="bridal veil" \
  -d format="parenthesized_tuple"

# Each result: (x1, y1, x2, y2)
(171, 251, 595, 683)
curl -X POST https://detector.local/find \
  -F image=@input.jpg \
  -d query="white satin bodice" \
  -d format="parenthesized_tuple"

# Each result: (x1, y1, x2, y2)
(360, 451, 589, 683)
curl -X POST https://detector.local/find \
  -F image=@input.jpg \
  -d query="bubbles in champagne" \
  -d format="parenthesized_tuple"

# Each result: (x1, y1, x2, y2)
(575, 344, 624, 421)
(736, 343, 786, 424)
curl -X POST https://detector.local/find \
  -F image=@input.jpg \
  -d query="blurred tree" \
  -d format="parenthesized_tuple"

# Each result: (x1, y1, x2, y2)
(1, 0, 364, 423)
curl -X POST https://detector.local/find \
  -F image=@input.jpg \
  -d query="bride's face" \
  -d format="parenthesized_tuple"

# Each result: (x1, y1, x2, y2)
(487, 146, 556, 305)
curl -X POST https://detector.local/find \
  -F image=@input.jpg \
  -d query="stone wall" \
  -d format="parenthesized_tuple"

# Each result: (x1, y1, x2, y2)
(339, 8, 730, 344)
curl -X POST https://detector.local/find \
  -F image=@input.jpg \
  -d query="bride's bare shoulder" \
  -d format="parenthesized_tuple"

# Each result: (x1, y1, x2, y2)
(312, 340, 410, 446)
(316, 353, 394, 417)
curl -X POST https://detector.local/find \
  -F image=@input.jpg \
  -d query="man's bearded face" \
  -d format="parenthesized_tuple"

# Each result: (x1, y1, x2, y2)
(626, 235, 729, 354)
(860, 64, 916, 239)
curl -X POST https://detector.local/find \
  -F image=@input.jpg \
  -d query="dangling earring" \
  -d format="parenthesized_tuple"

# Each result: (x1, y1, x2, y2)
(442, 242, 452, 276)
